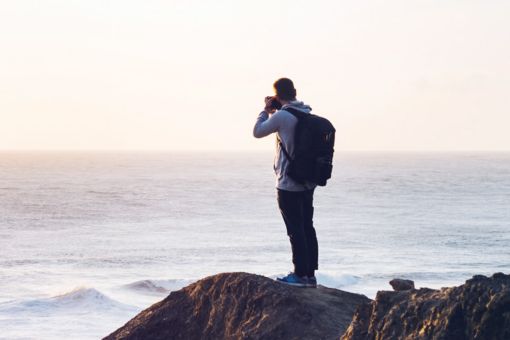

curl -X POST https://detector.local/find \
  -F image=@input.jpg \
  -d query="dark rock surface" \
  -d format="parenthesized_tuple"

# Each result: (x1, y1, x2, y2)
(389, 278, 415, 291)
(104, 272, 370, 340)
(342, 273, 510, 340)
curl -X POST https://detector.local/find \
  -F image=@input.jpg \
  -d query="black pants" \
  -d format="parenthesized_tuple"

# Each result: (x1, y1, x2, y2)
(277, 188, 318, 277)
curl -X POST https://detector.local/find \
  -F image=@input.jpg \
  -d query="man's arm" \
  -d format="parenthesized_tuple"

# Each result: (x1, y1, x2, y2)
(253, 110, 281, 138)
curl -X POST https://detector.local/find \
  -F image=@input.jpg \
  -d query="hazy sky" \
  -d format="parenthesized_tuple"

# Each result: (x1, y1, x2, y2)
(1, 0, 509, 151)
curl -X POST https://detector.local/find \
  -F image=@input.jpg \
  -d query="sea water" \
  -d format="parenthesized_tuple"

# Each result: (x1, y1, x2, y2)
(1, 151, 509, 339)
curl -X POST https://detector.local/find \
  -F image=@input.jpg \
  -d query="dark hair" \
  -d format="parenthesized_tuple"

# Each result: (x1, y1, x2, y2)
(273, 78, 296, 101)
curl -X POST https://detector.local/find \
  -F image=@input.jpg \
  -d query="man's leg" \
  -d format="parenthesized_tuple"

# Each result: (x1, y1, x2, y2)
(277, 189, 309, 277)
(303, 188, 318, 277)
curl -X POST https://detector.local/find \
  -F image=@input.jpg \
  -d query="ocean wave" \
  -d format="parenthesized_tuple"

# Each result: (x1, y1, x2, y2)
(0, 287, 138, 315)
(122, 278, 193, 295)
(362, 271, 478, 282)
(316, 273, 362, 287)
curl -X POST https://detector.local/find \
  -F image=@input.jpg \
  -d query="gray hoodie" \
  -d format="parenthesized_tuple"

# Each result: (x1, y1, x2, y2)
(253, 100, 317, 192)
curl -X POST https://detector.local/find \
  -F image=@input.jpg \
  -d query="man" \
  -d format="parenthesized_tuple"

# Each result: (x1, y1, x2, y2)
(253, 78, 318, 288)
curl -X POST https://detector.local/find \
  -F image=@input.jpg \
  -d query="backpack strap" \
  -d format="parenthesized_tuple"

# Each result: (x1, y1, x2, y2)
(278, 136, 293, 162)
(282, 107, 306, 119)
(277, 106, 304, 162)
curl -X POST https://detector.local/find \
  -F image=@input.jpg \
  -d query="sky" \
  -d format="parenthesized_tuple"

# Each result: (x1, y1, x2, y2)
(0, 0, 509, 151)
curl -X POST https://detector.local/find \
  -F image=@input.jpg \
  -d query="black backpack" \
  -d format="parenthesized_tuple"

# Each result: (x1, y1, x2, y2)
(279, 107, 335, 186)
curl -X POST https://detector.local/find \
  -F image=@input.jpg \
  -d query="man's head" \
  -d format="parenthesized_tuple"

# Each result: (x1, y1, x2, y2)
(273, 78, 297, 102)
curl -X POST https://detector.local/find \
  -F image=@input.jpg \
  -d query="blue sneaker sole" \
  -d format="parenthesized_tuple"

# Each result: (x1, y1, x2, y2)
(276, 278, 307, 287)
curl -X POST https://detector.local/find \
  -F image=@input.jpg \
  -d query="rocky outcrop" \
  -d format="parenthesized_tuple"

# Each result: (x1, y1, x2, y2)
(104, 272, 370, 340)
(105, 272, 510, 340)
(342, 273, 510, 340)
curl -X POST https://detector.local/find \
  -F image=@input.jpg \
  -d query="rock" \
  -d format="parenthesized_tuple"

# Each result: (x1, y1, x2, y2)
(389, 278, 415, 291)
(104, 272, 370, 340)
(341, 272, 510, 340)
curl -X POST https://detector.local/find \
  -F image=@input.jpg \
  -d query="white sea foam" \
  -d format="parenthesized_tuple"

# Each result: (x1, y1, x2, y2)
(0, 287, 138, 315)
(0, 287, 140, 340)
(316, 272, 362, 287)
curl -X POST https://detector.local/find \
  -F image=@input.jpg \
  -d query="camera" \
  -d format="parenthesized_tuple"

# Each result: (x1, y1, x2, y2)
(268, 96, 282, 110)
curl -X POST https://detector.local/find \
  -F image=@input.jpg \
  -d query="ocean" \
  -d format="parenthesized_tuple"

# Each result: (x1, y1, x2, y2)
(1, 151, 509, 339)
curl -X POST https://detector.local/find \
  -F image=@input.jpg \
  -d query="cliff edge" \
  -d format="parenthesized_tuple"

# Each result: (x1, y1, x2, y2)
(104, 272, 370, 340)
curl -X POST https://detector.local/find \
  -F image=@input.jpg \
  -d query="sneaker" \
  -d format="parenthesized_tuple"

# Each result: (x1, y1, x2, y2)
(306, 276, 317, 288)
(276, 272, 308, 287)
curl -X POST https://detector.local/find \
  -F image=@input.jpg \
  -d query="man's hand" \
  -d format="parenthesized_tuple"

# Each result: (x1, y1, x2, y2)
(264, 96, 277, 114)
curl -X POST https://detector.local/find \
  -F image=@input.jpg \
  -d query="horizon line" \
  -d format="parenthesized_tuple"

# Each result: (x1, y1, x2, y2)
(1, 149, 510, 153)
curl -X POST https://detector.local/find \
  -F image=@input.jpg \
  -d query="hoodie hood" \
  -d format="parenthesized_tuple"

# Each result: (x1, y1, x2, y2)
(281, 100, 312, 114)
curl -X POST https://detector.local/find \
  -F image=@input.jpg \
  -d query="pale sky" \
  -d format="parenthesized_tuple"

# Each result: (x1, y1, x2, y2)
(1, 0, 509, 151)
